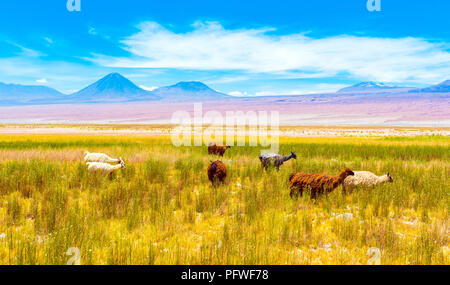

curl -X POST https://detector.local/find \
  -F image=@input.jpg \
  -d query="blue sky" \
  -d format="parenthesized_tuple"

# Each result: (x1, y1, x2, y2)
(0, 0, 449, 95)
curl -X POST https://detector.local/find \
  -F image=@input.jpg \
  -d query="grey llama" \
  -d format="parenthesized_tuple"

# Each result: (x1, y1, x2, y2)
(259, 152, 297, 170)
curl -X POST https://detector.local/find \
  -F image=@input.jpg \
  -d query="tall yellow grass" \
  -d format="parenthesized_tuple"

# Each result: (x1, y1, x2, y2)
(0, 134, 448, 264)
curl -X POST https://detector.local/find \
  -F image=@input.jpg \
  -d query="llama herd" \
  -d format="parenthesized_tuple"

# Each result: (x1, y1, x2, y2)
(207, 142, 394, 200)
(84, 142, 393, 200)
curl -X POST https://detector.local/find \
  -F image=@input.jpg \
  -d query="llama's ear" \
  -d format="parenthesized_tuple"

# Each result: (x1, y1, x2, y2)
(387, 172, 390, 176)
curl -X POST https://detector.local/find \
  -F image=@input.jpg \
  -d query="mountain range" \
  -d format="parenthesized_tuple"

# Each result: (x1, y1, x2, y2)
(152, 81, 230, 102)
(0, 73, 449, 106)
(337, 81, 414, 93)
(60, 73, 161, 103)
(409, 80, 450, 93)
(0, 82, 63, 105)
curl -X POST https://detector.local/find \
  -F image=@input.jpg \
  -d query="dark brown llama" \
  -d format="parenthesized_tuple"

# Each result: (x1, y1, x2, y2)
(208, 142, 231, 157)
(208, 142, 217, 154)
(207, 160, 227, 186)
(289, 168, 354, 199)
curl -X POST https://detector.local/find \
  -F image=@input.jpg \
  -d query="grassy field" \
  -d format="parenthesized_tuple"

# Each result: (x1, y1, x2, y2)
(0, 133, 448, 264)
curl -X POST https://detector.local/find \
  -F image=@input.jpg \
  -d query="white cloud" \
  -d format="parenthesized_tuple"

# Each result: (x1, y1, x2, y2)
(36, 78, 48, 84)
(255, 84, 349, 96)
(207, 76, 249, 84)
(228, 91, 248, 97)
(139, 85, 159, 91)
(6, 41, 44, 58)
(88, 26, 111, 39)
(229, 83, 349, 97)
(90, 21, 450, 84)
(88, 27, 98, 35)
(44, 37, 53, 44)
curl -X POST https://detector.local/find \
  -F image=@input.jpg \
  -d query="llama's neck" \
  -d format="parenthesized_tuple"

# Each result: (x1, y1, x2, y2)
(333, 170, 349, 185)
(283, 154, 293, 162)
(324, 171, 350, 192)
(112, 164, 123, 170)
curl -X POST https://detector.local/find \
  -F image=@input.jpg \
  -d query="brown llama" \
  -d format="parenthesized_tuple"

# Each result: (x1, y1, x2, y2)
(208, 142, 231, 157)
(289, 168, 354, 199)
(207, 160, 227, 186)
(208, 142, 217, 154)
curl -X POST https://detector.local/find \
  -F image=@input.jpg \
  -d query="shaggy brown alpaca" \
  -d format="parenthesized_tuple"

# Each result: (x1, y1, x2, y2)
(289, 168, 354, 199)
(207, 160, 227, 186)
(208, 142, 231, 157)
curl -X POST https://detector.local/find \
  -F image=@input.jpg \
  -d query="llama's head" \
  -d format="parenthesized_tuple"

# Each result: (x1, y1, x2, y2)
(342, 168, 355, 177)
(386, 172, 393, 182)
(290, 152, 297, 159)
(120, 158, 126, 169)
(226, 145, 231, 149)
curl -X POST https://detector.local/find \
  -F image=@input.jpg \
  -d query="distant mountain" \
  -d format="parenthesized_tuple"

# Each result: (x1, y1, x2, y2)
(65, 73, 160, 103)
(0, 82, 63, 105)
(1, 74, 449, 107)
(409, 80, 450, 93)
(338, 82, 412, 93)
(0, 74, 229, 106)
(152, 81, 231, 101)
